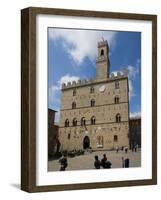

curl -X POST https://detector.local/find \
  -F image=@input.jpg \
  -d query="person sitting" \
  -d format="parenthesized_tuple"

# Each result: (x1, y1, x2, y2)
(94, 155, 101, 169)
(101, 154, 112, 169)
(101, 154, 107, 168)
(106, 159, 112, 169)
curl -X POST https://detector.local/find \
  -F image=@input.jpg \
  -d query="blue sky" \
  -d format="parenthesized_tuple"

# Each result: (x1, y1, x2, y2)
(48, 28, 141, 122)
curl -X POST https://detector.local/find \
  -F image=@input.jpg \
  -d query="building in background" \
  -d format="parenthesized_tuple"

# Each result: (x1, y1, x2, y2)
(48, 109, 60, 158)
(59, 40, 129, 151)
(129, 117, 141, 149)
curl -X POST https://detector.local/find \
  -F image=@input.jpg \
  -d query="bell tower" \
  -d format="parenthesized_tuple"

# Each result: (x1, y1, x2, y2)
(96, 40, 110, 80)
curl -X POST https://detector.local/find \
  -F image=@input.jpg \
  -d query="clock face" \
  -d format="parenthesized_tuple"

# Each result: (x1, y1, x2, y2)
(99, 85, 106, 92)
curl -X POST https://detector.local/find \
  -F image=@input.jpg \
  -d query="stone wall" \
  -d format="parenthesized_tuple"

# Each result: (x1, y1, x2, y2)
(59, 77, 129, 151)
(60, 78, 128, 111)
(59, 122, 129, 151)
(48, 109, 59, 157)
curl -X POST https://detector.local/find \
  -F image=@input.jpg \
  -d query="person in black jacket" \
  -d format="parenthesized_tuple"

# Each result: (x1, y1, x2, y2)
(101, 154, 107, 168)
(101, 154, 112, 169)
(59, 155, 68, 171)
(94, 155, 101, 169)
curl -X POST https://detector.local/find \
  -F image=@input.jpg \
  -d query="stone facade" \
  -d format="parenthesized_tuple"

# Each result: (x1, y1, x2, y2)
(59, 40, 129, 151)
(48, 109, 59, 157)
(129, 118, 141, 148)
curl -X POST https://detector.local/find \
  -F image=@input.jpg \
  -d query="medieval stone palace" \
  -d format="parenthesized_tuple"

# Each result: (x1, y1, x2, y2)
(58, 40, 129, 151)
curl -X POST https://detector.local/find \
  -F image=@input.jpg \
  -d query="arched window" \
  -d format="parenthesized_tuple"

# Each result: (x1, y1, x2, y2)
(97, 136, 103, 147)
(72, 101, 76, 109)
(73, 88, 76, 96)
(72, 118, 77, 126)
(116, 113, 121, 123)
(65, 119, 69, 127)
(100, 49, 104, 56)
(90, 86, 94, 93)
(91, 99, 95, 107)
(115, 81, 120, 89)
(114, 96, 120, 104)
(114, 135, 118, 142)
(81, 117, 86, 126)
(91, 116, 96, 125)
(83, 136, 90, 149)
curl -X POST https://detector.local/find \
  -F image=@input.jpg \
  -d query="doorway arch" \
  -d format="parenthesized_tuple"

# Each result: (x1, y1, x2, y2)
(83, 136, 90, 149)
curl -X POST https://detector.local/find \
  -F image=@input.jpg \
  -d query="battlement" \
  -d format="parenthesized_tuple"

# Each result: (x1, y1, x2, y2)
(61, 71, 127, 90)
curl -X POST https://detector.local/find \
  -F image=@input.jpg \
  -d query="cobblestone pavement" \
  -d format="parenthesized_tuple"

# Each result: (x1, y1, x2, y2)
(48, 149, 141, 171)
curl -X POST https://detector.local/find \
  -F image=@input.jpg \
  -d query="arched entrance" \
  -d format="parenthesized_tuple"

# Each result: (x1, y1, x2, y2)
(83, 136, 90, 149)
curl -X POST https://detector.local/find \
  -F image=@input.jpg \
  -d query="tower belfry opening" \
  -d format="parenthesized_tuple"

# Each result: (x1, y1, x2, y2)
(100, 49, 104, 56)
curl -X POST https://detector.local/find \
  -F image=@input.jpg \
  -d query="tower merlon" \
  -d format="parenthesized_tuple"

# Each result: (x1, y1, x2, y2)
(98, 40, 109, 48)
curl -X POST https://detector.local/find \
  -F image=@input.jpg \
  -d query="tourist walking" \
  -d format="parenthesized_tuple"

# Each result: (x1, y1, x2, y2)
(134, 144, 138, 152)
(122, 157, 124, 168)
(59, 154, 68, 171)
(124, 158, 130, 168)
(116, 146, 119, 153)
(122, 157, 130, 168)
(125, 146, 128, 153)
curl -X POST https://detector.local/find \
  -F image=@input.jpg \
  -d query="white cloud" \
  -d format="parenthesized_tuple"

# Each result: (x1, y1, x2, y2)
(48, 85, 59, 106)
(49, 28, 117, 64)
(122, 65, 139, 100)
(124, 65, 139, 100)
(128, 80, 135, 100)
(55, 110, 60, 123)
(124, 65, 139, 79)
(130, 112, 141, 118)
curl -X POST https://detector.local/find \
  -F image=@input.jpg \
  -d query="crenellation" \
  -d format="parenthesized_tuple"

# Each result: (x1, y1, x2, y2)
(67, 82, 71, 86)
(72, 81, 76, 85)
(61, 72, 127, 90)
(117, 72, 121, 77)
(77, 79, 81, 84)
(62, 83, 66, 88)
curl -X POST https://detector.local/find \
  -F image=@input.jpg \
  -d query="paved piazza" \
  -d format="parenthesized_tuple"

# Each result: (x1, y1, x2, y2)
(48, 149, 141, 171)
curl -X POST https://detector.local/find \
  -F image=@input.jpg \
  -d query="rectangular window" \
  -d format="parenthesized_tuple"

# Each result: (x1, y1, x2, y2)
(114, 135, 118, 142)
(68, 133, 71, 139)
(115, 81, 120, 89)
(97, 136, 103, 148)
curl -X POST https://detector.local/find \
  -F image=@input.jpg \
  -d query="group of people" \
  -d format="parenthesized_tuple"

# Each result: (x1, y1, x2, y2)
(131, 145, 138, 152)
(116, 145, 139, 153)
(115, 146, 128, 153)
(94, 154, 112, 169)
(59, 151, 131, 171)
(59, 153, 112, 171)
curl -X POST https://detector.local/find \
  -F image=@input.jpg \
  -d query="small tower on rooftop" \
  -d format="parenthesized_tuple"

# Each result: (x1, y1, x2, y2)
(96, 39, 110, 80)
